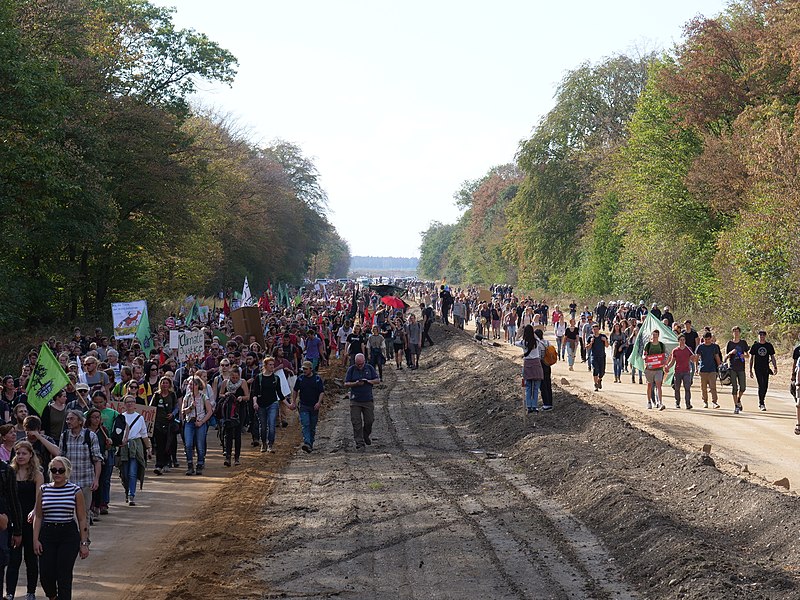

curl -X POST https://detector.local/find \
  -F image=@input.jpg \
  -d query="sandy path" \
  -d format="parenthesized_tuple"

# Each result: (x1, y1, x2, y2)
(249, 360, 636, 599)
(71, 436, 229, 599)
(465, 320, 800, 489)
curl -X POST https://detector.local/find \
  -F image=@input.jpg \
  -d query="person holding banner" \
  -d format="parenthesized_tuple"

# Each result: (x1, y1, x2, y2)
(642, 330, 667, 410)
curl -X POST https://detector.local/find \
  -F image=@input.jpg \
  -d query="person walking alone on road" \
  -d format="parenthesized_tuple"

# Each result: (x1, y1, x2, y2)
(749, 330, 776, 412)
(344, 354, 380, 450)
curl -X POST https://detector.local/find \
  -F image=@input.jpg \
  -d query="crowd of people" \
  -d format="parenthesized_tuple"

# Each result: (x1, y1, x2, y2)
(0, 281, 439, 600)
(2, 278, 800, 599)
(415, 285, 800, 433)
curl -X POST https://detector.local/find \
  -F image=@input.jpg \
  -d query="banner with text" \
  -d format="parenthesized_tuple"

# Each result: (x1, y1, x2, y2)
(112, 300, 148, 339)
(169, 330, 205, 361)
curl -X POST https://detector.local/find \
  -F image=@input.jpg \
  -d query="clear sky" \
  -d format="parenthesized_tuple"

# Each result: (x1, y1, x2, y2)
(153, 0, 730, 258)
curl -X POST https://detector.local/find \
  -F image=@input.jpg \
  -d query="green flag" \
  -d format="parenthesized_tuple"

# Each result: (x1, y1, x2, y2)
(26, 343, 69, 416)
(629, 312, 680, 384)
(293, 293, 302, 307)
(186, 300, 199, 324)
(135, 306, 154, 354)
(212, 329, 229, 344)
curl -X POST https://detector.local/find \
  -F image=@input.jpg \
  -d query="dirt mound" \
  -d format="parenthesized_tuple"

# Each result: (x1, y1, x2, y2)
(424, 324, 800, 599)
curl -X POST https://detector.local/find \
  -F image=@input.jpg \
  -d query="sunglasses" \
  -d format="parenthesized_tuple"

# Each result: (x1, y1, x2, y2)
(50, 467, 66, 475)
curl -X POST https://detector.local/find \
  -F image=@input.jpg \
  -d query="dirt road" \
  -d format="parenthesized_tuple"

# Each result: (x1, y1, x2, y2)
(75, 323, 800, 599)
(470, 321, 800, 489)
(246, 359, 636, 599)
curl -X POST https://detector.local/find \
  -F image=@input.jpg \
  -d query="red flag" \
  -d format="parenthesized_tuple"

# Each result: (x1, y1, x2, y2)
(363, 306, 371, 327)
(335, 299, 342, 311)
(262, 294, 272, 313)
(223, 298, 230, 316)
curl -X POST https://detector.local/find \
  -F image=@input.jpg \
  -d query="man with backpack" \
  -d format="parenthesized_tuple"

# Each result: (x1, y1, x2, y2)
(695, 332, 722, 409)
(60, 409, 103, 523)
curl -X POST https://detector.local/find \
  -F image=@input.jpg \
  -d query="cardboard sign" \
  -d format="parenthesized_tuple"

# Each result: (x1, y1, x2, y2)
(109, 401, 156, 436)
(478, 289, 492, 303)
(111, 300, 148, 339)
(169, 330, 205, 361)
(645, 353, 666, 369)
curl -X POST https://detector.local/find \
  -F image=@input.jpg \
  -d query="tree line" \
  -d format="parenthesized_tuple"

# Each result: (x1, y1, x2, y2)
(0, 0, 349, 330)
(419, 0, 800, 327)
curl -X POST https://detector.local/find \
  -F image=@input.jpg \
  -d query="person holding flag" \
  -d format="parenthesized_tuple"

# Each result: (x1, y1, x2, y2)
(25, 344, 70, 418)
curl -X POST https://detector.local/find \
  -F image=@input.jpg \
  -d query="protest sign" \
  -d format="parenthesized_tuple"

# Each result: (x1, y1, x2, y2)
(112, 300, 147, 339)
(169, 329, 205, 361)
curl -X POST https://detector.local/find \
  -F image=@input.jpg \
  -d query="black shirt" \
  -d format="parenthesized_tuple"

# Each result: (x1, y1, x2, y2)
(750, 342, 775, 372)
(346, 333, 364, 356)
(726, 339, 750, 372)
(683, 329, 699, 351)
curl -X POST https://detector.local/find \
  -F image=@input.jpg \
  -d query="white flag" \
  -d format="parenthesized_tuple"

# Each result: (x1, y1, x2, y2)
(242, 276, 253, 306)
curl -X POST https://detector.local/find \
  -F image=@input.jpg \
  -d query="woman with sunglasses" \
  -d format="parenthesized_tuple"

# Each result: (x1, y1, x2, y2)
(33, 456, 90, 600)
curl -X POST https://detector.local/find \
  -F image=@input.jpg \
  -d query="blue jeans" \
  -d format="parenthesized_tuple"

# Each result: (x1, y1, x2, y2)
(613, 355, 624, 379)
(184, 421, 208, 466)
(127, 457, 138, 499)
(257, 403, 279, 445)
(556, 336, 564, 359)
(299, 410, 319, 448)
(524, 379, 541, 409)
(566, 343, 576, 366)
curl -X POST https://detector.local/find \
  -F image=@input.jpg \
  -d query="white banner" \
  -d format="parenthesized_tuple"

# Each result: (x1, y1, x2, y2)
(112, 300, 148, 340)
(170, 330, 205, 361)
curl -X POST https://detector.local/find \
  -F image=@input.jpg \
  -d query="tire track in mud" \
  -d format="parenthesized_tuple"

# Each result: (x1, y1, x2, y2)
(252, 356, 636, 599)
(383, 368, 637, 600)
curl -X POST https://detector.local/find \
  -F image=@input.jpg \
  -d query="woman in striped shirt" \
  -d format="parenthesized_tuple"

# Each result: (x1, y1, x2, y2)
(32, 456, 90, 600)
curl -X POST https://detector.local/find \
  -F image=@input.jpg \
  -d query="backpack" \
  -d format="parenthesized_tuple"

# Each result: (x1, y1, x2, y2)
(718, 362, 732, 386)
(543, 344, 558, 366)
(110, 413, 137, 447)
(60, 429, 92, 454)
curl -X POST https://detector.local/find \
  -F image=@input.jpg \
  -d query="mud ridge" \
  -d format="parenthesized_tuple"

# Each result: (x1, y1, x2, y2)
(425, 324, 800, 599)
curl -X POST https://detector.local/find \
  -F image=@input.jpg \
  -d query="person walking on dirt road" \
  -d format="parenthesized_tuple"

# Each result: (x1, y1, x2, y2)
(665, 334, 696, 409)
(291, 361, 324, 453)
(421, 303, 435, 347)
(516, 325, 543, 413)
(344, 354, 380, 450)
(749, 330, 776, 412)
(695, 332, 722, 409)
(725, 327, 749, 414)
(642, 330, 667, 410)
(586, 324, 609, 392)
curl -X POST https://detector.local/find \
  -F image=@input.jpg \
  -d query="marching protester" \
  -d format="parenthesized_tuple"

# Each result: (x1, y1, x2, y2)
(250, 357, 290, 454)
(749, 330, 777, 412)
(291, 361, 325, 453)
(33, 456, 89, 600)
(642, 330, 667, 410)
(59, 410, 103, 523)
(118, 397, 152, 505)
(665, 334, 696, 409)
(344, 353, 380, 449)
(586, 324, 609, 392)
(516, 325, 543, 413)
(7, 440, 43, 600)
(181, 378, 213, 475)
(725, 327, 750, 414)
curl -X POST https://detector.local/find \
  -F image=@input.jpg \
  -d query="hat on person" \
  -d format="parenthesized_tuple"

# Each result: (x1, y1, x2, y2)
(75, 383, 90, 392)
(68, 362, 78, 369)
(639, 300, 645, 305)
(301, 360, 313, 369)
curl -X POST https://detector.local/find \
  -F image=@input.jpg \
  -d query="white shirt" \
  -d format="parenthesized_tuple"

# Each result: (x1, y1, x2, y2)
(123, 411, 148, 440)
(515, 339, 542, 360)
